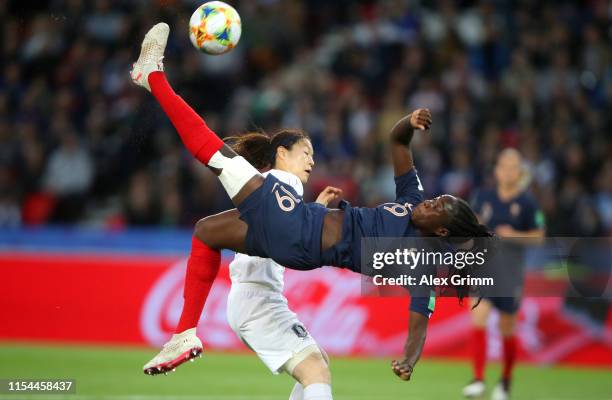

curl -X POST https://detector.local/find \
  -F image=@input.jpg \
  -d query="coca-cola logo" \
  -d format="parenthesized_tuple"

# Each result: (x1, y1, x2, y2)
(141, 261, 581, 360)
(140, 259, 238, 348)
(140, 260, 406, 354)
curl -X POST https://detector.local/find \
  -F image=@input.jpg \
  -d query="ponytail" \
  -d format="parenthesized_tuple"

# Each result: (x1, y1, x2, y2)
(225, 129, 310, 171)
(224, 132, 272, 170)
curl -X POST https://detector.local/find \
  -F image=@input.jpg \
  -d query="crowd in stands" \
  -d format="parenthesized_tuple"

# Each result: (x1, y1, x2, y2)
(1, 0, 610, 236)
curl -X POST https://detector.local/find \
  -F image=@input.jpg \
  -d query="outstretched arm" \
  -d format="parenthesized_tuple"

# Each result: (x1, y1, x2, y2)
(390, 109, 432, 177)
(391, 311, 429, 381)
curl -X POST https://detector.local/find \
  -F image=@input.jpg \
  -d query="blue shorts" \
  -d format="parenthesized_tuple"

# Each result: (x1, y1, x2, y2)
(486, 297, 520, 314)
(238, 175, 328, 271)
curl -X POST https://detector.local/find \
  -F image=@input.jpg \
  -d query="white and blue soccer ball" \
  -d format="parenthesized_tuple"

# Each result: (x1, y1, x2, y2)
(189, 1, 242, 55)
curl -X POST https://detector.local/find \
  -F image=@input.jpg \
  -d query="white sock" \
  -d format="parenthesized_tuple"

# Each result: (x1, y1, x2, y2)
(303, 383, 332, 400)
(288, 382, 304, 400)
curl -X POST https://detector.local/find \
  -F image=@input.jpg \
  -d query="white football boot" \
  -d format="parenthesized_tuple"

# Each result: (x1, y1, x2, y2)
(130, 22, 169, 92)
(143, 328, 203, 375)
(462, 380, 486, 398)
(491, 381, 510, 400)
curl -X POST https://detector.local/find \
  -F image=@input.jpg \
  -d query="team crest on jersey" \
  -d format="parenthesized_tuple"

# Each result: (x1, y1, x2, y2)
(291, 323, 308, 338)
(510, 202, 521, 217)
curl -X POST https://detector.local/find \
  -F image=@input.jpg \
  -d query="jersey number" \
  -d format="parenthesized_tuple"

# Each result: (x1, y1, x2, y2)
(383, 202, 413, 217)
(272, 183, 301, 212)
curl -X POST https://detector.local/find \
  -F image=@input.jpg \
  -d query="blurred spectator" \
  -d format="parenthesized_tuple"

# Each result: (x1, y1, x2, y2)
(42, 131, 93, 222)
(124, 169, 160, 226)
(0, 165, 21, 227)
(1, 0, 610, 233)
(595, 160, 612, 232)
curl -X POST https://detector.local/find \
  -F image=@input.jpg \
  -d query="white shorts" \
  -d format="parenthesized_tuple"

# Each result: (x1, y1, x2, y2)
(227, 283, 318, 374)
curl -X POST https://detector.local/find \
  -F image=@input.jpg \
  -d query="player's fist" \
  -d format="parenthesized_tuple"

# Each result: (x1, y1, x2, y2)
(409, 108, 432, 130)
(391, 359, 413, 381)
(315, 186, 343, 207)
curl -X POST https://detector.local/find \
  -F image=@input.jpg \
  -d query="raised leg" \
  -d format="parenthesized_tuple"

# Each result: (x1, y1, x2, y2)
(130, 23, 263, 206)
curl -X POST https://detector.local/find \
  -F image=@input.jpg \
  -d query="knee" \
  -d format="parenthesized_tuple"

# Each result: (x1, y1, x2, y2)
(300, 363, 331, 386)
(290, 352, 331, 386)
(194, 217, 214, 247)
(499, 314, 516, 336)
(471, 309, 489, 328)
(470, 299, 491, 328)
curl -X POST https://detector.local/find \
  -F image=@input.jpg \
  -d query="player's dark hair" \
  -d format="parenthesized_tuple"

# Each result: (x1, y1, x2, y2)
(444, 197, 493, 241)
(443, 197, 495, 308)
(224, 129, 310, 171)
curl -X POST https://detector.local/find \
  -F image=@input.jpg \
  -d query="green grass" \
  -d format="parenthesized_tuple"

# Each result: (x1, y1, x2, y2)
(0, 343, 610, 400)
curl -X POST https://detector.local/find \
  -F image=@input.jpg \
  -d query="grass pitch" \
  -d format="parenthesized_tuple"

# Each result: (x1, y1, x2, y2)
(0, 343, 610, 400)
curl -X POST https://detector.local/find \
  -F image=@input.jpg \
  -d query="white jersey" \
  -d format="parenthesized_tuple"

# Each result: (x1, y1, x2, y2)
(227, 170, 319, 375)
(229, 169, 304, 293)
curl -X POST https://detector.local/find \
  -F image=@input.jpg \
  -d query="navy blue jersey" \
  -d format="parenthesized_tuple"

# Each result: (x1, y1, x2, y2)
(238, 175, 328, 270)
(319, 169, 433, 318)
(239, 170, 434, 317)
(240, 169, 424, 270)
(472, 189, 544, 231)
(321, 168, 425, 269)
(472, 188, 543, 313)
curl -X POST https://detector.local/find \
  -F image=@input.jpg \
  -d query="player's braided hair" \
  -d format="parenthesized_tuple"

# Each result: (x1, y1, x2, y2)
(224, 129, 310, 171)
(443, 197, 495, 307)
(445, 197, 492, 241)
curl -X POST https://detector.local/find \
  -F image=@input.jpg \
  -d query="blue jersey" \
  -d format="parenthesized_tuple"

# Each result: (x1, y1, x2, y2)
(238, 169, 433, 317)
(472, 189, 544, 231)
(238, 174, 328, 271)
(471, 188, 543, 313)
(319, 168, 434, 317)
(321, 168, 425, 269)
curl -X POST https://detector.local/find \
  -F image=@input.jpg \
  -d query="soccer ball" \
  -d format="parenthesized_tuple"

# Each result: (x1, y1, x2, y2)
(189, 1, 242, 55)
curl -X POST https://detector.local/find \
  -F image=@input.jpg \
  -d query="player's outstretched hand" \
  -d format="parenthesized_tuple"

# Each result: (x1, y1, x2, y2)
(391, 359, 413, 381)
(409, 108, 432, 130)
(315, 186, 343, 207)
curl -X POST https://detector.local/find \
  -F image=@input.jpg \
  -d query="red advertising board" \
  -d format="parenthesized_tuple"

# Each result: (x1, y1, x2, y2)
(1, 252, 611, 367)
